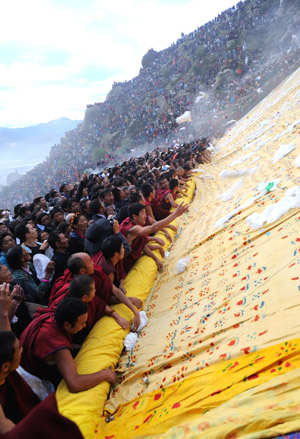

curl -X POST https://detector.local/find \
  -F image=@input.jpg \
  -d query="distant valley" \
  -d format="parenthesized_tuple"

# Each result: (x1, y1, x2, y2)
(0, 118, 81, 186)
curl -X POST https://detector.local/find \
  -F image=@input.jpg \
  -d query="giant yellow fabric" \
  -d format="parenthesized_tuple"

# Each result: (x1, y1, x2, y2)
(56, 181, 195, 438)
(58, 67, 300, 439)
(162, 367, 300, 439)
(95, 68, 300, 438)
(99, 338, 300, 438)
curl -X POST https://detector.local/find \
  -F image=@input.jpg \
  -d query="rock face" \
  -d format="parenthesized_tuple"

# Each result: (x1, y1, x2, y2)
(214, 69, 234, 89)
(106, 85, 123, 101)
(80, 105, 102, 131)
(127, 119, 145, 137)
(141, 49, 159, 68)
(7, 171, 21, 186)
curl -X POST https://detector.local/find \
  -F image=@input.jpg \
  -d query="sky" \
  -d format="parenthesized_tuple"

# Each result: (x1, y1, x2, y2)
(0, 0, 237, 128)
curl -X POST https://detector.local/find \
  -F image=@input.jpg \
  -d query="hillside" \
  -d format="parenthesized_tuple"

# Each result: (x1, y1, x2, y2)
(0, 0, 299, 209)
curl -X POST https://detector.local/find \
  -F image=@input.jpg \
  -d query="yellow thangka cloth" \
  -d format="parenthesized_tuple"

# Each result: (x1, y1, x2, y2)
(98, 338, 300, 438)
(56, 181, 195, 438)
(97, 68, 300, 438)
(58, 67, 300, 439)
(163, 367, 300, 439)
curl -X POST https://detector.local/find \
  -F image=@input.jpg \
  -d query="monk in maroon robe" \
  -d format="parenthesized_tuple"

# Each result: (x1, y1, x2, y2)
(153, 177, 179, 219)
(48, 253, 129, 330)
(49, 253, 113, 305)
(0, 321, 82, 438)
(120, 215, 148, 273)
(20, 307, 73, 386)
(92, 250, 126, 289)
(48, 276, 107, 334)
(20, 297, 117, 393)
(119, 202, 189, 273)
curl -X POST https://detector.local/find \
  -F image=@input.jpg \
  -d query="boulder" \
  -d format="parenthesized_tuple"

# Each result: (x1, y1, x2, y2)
(214, 69, 234, 89)
(127, 119, 145, 136)
(106, 85, 123, 101)
(226, 39, 236, 49)
(141, 49, 159, 68)
(80, 105, 103, 131)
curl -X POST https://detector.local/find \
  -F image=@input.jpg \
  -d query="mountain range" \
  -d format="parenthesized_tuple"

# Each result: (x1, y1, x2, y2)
(0, 118, 81, 162)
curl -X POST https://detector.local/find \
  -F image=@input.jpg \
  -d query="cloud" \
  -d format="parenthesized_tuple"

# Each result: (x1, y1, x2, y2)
(0, 73, 130, 127)
(0, 0, 237, 127)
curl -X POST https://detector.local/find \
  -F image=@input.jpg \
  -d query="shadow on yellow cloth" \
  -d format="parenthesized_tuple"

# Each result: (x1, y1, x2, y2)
(163, 367, 300, 439)
(56, 181, 195, 439)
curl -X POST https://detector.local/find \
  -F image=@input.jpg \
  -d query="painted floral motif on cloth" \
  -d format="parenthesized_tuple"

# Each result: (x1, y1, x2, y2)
(57, 69, 300, 439)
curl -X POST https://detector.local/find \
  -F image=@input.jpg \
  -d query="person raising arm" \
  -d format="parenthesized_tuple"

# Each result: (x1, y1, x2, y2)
(0, 283, 12, 331)
(125, 202, 188, 243)
(120, 202, 188, 273)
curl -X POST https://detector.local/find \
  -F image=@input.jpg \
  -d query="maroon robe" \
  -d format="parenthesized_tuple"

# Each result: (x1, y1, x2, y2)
(49, 269, 72, 305)
(152, 188, 172, 220)
(50, 266, 112, 305)
(0, 390, 83, 439)
(48, 284, 107, 331)
(92, 251, 126, 288)
(93, 264, 113, 302)
(20, 309, 72, 386)
(0, 370, 40, 424)
(119, 218, 148, 273)
(48, 283, 70, 307)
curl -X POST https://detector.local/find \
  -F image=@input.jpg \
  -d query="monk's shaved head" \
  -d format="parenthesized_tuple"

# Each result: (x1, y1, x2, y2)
(67, 253, 94, 276)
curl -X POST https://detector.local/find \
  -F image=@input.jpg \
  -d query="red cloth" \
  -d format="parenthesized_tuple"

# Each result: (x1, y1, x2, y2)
(119, 218, 148, 273)
(93, 264, 113, 303)
(0, 370, 40, 424)
(92, 251, 126, 288)
(155, 187, 173, 210)
(50, 266, 112, 304)
(49, 285, 107, 330)
(20, 309, 72, 385)
(0, 391, 83, 439)
(49, 269, 72, 305)
(85, 295, 107, 326)
(152, 188, 172, 220)
(48, 283, 70, 307)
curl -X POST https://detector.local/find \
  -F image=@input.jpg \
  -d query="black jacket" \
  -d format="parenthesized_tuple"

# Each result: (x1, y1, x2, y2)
(84, 217, 131, 257)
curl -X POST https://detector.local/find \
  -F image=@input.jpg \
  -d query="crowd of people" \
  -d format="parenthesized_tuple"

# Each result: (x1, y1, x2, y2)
(0, 0, 299, 433)
(0, 0, 299, 210)
(0, 138, 212, 436)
